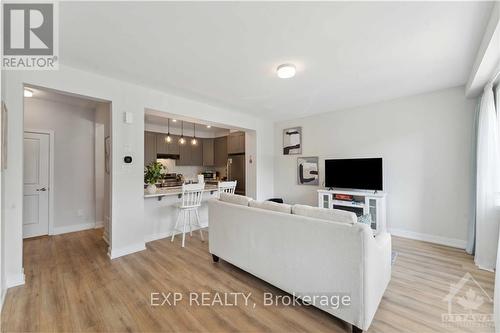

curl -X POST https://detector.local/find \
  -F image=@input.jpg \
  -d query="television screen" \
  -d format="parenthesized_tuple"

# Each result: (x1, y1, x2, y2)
(325, 158, 382, 191)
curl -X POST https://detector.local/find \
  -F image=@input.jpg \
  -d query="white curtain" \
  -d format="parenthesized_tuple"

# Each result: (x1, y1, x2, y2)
(475, 83, 500, 271)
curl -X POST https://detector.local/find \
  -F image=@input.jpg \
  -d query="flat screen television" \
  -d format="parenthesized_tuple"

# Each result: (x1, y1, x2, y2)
(325, 158, 383, 191)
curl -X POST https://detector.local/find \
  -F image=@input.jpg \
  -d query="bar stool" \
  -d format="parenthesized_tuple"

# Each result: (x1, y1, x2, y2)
(171, 182, 205, 247)
(217, 181, 237, 198)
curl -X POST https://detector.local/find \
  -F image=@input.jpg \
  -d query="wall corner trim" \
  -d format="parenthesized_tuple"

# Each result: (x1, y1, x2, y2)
(108, 242, 146, 259)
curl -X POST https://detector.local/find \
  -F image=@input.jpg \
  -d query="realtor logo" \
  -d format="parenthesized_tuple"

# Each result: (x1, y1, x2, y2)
(442, 272, 493, 328)
(2, 2, 58, 69)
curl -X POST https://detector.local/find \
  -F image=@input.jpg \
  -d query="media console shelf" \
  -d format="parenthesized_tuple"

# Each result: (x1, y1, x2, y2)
(317, 189, 387, 234)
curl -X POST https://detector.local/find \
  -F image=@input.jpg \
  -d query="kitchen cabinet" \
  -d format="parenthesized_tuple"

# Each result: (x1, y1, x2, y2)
(177, 137, 203, 166)
(202, 138, 214, 166)
(144, 131, 157, 166)
(156, 133, 168, 154)
(214, 136, 228, 167)
(177, 137, 192, 166)
(191, 140, 203, 166)
(228, 131, 245, 154)
(168, 135, 180, 155)
(156, 133, 180, 155)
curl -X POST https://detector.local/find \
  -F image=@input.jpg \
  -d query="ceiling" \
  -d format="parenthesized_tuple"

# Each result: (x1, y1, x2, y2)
(145, 113, 229, 134)
(60, 2, 493, 120)
(26, 86, 103, 109)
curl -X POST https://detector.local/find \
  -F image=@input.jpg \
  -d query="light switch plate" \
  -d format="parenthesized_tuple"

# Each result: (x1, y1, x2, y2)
(124, 112, 133, 124)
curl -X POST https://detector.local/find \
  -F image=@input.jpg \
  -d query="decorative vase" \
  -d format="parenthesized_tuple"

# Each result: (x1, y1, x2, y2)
(146, 184, 157, 194)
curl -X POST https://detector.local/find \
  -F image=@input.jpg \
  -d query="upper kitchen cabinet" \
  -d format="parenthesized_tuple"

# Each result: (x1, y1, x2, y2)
(228, 131, 245, 154)
(214, 136, 228, 167)
(177, 137, 192, 166)
(202, 138, 214, 166)
(144, 131, 157, 166)
(191, 140, 203, 166)
(156, 133, 180, 155)
(156, 133, 168, 154)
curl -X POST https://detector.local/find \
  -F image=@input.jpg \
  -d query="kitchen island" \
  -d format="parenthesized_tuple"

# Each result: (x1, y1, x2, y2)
(144, 184, 218, 243)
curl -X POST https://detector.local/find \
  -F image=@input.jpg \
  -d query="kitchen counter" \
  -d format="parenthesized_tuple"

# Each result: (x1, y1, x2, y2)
(144, 184, 219, 199)
(144, 184, 218, 244)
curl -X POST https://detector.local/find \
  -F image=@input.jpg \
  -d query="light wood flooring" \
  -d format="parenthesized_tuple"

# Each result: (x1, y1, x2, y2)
(1, 229, 495, 332)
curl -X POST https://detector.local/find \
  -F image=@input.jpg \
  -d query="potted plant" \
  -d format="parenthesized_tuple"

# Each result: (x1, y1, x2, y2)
(144, 162, 164, 194)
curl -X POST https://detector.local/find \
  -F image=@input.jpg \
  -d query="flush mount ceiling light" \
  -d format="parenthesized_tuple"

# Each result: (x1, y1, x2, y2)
(276, 64, 296, 79)
(172, 119, 177, 122)
(24, 89, 33, 97)
(206, 125, 211, 128)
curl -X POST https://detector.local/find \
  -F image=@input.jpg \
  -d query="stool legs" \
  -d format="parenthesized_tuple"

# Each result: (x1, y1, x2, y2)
(171, 208, 204, 247)
(195, 209, 204, 241)
(181, 210, 187, 247)
(171, 209, 182, 242)
(189, 210, 193, 236)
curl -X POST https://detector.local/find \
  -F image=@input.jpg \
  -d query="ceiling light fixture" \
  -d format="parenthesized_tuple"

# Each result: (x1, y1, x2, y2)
(172, 119, 177, 122)
(179, 121, 186, 145)
(206, 125, 211, 128)
(24, 89, 33, 97)
(191, 123, 197, 145)
(276, 64, 296, 79)
(165, 118, 172, 143)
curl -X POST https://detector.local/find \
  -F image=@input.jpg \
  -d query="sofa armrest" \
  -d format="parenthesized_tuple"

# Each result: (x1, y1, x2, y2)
(361, 232, 392, 330)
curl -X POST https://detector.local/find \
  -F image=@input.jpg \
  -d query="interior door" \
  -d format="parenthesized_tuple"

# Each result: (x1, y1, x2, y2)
(23, 131, 50, 238)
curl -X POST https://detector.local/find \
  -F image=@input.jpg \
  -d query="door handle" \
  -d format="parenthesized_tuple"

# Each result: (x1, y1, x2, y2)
(36, 187, 47, 192)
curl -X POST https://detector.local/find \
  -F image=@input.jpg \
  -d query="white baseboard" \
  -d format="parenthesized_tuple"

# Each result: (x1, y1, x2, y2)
(108, 242, 146, 259)
(95, 220, 104, 228)
(389, 228, 467, 249)
(145, 223, 208, 243)
(52, 222, 97, 235)
(1, 287, 6, 312)
(6, 270, 25, 288)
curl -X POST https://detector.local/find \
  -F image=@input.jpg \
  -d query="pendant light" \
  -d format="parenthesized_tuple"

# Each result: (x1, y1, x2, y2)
(165, 118, 172, 143)
(191, 123, 197, 145)
(179, 121, 186, 145)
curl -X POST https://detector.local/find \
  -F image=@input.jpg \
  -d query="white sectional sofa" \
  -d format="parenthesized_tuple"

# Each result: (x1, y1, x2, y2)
(208, 194, 392, 332)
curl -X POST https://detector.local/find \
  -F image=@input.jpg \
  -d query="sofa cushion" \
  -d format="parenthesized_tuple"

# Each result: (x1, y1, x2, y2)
(292, 204, 357, 224)
(249, 200, 292, 214)
(219, 193, 252, 206)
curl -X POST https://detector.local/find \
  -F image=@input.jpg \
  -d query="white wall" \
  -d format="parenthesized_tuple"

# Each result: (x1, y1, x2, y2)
(0, 69, 4, 309)
(274, 86, 476, 247)
(24, 97, 97, 234)
(94, 103, 111, 230)
(2, 64, 274, 287)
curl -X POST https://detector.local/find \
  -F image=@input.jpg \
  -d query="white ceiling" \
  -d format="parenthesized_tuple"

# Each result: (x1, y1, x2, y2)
(60, 2, 493, 120)
(26, 86, 103, 110)
(145, 113, 229, 134)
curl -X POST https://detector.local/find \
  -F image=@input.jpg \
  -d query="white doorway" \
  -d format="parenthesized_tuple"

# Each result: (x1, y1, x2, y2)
(23, 86, 112, 251)
(23, 131, 54, 238)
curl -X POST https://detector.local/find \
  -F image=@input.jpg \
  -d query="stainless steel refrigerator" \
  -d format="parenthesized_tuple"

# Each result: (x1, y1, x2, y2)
(227, 154, 245, 195)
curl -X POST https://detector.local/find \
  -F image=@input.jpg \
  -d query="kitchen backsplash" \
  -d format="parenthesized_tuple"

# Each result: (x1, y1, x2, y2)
(157, 159, 227, 181)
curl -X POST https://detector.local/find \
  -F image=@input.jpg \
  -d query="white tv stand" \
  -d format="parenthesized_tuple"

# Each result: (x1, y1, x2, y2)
(317, 188, 387, 233)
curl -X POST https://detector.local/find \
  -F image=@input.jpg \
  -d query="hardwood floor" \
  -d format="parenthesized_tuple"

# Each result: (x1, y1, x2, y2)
(1, 229, 495, 333)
